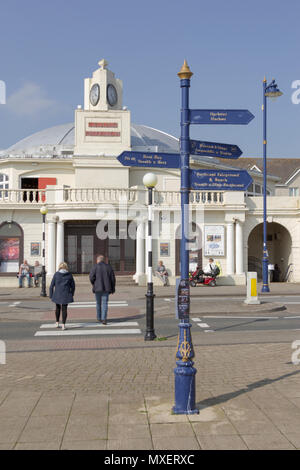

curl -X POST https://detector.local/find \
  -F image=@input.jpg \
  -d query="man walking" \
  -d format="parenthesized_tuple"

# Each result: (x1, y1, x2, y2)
(89, 255, 116, 325)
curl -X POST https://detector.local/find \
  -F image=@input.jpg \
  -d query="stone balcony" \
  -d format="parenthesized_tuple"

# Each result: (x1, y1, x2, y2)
(0, 187, 225, 209)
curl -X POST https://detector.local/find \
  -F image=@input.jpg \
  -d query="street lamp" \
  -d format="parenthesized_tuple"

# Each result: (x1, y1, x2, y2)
(143, 172, 158, 341)
(40, 205, 48, 297)
(261, 78, 283, 293)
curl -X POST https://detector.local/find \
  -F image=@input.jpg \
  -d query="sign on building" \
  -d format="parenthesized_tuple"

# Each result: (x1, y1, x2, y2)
(204, 225, 225, 256)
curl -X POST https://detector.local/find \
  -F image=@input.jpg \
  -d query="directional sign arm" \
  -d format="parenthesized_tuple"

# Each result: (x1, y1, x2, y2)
(117, 151, 180, 169)
(190, 139, 243, 159)
(190, 109, 255, 125)
(190, 169, 253, 191)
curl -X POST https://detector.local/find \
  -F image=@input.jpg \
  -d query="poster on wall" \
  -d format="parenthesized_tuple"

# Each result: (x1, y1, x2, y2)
(204, 225, 225, 257)
(160, 243, 170, 257)
(0, 238, 20, 273)
(0, 238, 19, 260)
(30, 242, 41, 256)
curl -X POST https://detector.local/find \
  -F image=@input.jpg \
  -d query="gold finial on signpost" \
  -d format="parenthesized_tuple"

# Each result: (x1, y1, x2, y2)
(178, 60, 193, 80)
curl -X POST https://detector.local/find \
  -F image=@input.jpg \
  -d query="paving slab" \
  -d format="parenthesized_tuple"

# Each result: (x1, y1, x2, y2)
(150, 423, 195, 438)
(61, 440, 107, 450)
(0, 391, 41, 417)
(18, 415, 66, 443)
(108, 404, 148, 425)
(70, 394, 109, 416)
(197, 435, 248, 450)
(108, 423, 150, 440)
(31, 393, 75, 417)
(63, 415, 108, 441)
(241, 432, 296, 450)
(106, 438, 153, 450)
(152, 436, 201, 450)
(192, 420, 238, 436)
(0, 416, 28, 444)
(14, 441, 61, 450)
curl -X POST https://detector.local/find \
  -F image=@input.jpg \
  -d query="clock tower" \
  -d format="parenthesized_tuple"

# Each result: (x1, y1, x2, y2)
(74, 59, 131, 156)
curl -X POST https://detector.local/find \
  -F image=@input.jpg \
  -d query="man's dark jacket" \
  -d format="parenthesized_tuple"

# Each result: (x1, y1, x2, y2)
(49, 271, 75, 305)
(89, 262, 116, 294)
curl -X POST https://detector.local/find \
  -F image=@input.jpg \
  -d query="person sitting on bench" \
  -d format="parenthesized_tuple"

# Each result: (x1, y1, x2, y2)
(19, 260, 30, 288)
(155, 261, 168, 286)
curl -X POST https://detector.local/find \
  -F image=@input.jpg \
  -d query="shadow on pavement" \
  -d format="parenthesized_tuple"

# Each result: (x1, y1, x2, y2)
(196, 369, 300, 410)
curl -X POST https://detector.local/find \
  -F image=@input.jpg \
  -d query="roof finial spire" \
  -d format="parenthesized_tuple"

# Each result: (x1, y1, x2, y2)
(98, 59, 108, 69)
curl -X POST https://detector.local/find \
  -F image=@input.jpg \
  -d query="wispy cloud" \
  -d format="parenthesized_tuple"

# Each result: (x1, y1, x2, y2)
(6, 82, 62, 117)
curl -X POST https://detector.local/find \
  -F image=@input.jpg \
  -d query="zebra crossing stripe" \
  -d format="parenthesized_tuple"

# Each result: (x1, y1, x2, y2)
(35, 329, 141, 337)
(72, 301, 128, 304)
(69, 302, 128, 309)
(39, 322, 139, 329)
(197, 323, 210, 328)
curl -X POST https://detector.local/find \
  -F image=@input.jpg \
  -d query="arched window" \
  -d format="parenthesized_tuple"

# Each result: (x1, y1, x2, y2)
(0, 222, 23, 274)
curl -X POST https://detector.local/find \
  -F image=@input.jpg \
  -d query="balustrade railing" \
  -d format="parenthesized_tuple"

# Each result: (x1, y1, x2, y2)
(0, 188, 224, 206)
(0, 189, 45, 204)
(155, 190, 224, 205)
(63, 188, 139, 203)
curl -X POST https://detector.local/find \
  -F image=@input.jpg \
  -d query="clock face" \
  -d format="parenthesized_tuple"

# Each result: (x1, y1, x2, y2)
(90, 83, 100, 106)
(107, 84, 118, 106)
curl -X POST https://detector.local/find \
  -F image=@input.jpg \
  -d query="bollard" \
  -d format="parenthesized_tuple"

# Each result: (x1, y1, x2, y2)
(244, 272, 261, 305)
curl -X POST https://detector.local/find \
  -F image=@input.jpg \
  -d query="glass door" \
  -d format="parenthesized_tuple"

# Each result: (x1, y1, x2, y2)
(67, 235, 77, 273)
(124, 237, 135, 272)
(81, 235, 94, 273)
(108, 239, 121, 272)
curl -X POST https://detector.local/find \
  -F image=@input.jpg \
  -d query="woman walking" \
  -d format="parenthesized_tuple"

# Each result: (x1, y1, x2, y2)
(49, 262, 75, 331)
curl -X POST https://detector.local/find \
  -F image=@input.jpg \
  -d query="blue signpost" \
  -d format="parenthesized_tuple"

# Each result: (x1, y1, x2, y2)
(173, 60, 255, 416)
(190, 139, 242, 159)
(116, 65, 255, 415)
(190, 169, 252, 192)
(173, 60, 198, 415)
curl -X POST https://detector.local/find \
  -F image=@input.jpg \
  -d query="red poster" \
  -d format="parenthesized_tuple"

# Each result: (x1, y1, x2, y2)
(0, 238, 20, 260)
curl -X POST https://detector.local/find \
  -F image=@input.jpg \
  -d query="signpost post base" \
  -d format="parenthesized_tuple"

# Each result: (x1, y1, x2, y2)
(173, 322, 199, 415)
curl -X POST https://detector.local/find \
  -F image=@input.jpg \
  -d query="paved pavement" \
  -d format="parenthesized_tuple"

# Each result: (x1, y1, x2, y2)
(0, 281, 300, 450)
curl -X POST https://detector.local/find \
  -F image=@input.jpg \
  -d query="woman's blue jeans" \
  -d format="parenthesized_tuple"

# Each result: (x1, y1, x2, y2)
(95, 292, 109, 321)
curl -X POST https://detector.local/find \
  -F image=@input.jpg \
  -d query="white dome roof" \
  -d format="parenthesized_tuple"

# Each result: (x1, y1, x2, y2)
(4, 122, 180, 156)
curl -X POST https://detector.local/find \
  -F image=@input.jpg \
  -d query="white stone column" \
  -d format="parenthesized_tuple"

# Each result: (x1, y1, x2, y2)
(226, 222, 235, 275)
(235, 220, 244, 274)
(133, 221, 145, 281)
(47, 219, 56, 276)
(56, 220, 64, 269)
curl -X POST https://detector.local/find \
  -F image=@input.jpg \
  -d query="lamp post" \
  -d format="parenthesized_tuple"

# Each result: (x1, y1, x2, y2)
(143, 172, 158, 341)
(40, 206, 48, 297)
(261, 78, 283, 293)
(173, 60, 198, 415)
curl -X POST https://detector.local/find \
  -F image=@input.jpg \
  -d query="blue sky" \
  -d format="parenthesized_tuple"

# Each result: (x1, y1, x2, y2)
(0, 0, 299, 157)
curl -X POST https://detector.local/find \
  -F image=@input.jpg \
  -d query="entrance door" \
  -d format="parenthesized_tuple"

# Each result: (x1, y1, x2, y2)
(65, 221, 136, 275)
(107, 237, 136, 273)
(67, 235, 77, 273)
(81, 235, 94, 273)
(108, 239, 121, 272)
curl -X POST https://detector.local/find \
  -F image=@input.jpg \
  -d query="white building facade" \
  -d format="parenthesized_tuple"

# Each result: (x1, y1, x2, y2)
(0, 61, 298, 286)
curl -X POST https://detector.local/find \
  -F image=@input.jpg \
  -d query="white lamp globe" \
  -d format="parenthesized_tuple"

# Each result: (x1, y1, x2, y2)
(143, 173, 158, 188)
(40, 206, 48, 215)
